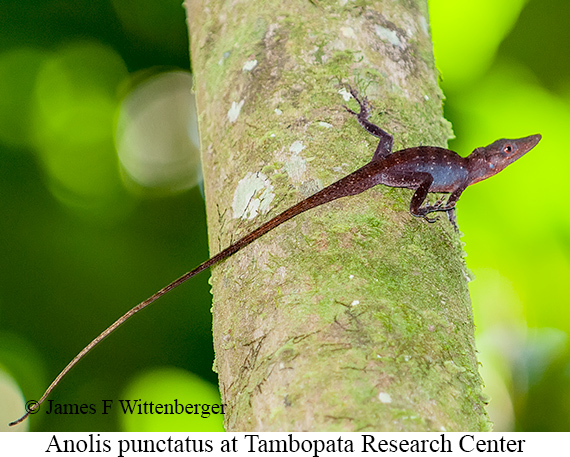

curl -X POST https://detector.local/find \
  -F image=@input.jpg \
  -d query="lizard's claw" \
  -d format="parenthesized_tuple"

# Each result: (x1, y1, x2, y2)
(342, 105, 357, 116)
(423, 214, 440, 223)
(412, 207, 440, 223)
(344, 84, 360, 102)
(344, 85, 371, 119)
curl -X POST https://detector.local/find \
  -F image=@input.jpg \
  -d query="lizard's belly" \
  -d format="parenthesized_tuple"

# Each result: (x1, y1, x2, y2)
(381, 163, 467, 192)
(424, 164, 467, 191)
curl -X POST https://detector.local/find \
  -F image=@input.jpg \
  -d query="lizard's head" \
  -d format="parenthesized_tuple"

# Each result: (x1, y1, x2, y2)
(468, 134, 541, 184)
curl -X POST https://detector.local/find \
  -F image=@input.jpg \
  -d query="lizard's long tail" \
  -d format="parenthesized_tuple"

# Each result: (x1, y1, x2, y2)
(9, 162, 374, 426)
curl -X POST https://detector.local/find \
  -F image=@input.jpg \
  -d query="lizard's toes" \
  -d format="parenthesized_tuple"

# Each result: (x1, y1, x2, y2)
(343, 105, 357, 116)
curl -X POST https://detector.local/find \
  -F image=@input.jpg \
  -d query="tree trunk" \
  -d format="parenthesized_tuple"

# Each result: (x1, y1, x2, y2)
(185, 0, 491, 432)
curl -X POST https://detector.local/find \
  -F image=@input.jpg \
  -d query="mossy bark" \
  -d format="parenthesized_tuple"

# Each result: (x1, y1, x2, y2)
(185, 0, 491, 431)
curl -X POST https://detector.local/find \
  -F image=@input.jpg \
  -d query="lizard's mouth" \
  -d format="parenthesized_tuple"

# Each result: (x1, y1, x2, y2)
(523, 133, 542, 149)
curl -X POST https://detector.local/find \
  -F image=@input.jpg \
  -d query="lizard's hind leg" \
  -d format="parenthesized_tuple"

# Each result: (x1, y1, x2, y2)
(343, 85, 393, 160)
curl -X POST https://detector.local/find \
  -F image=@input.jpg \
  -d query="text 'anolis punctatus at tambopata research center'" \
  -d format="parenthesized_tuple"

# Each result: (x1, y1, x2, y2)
(10, 86, 541, 426)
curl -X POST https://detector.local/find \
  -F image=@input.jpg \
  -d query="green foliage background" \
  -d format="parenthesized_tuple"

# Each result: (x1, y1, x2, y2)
(0, 0, 568, 432)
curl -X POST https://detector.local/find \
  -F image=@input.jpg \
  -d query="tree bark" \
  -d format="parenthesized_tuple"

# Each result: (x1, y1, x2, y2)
(185, 0, 491, 432)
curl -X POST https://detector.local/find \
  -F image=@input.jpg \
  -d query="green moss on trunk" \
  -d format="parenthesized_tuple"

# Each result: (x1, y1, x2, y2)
(186, 0, 490, 431)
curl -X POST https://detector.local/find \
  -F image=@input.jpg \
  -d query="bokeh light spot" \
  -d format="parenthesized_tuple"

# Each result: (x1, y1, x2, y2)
(0, 368, 27, 432)
(120, 367, 224, 432)
(115, 71, 201, 193)
(31, 41, 129, 217)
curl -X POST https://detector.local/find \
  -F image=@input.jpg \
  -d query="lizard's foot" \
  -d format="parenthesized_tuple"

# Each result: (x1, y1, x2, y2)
(412, 212, 439, 223)
(433, 196, 445, 208)
(344, 85, 371, 120)
(421, 199, 456, 214)
(412, 200, 455, 221)
(419, 204, 442, 214)
(423, 214, 440, 223)
(342, 105, 358, 116)
(411, 207, 440, 223)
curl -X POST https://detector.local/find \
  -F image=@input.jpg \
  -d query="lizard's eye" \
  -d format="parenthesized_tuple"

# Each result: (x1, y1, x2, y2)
(503, 144, 514, 154)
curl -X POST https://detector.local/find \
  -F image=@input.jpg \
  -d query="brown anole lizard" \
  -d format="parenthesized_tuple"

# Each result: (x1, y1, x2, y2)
(10, 87, 541, 426)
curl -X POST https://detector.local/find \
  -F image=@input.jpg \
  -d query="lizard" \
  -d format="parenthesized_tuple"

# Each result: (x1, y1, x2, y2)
(9, 86, 541, 426)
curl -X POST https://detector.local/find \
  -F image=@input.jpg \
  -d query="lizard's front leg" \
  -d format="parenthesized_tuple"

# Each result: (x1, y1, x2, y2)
(438, 185, 466, 231)
(413, 183, 466, 227)
(409, 173, 441, 223)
